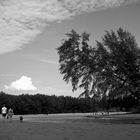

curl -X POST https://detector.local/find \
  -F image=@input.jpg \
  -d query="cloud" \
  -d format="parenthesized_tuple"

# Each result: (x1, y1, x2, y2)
(4, 75, 37, 91)
(41, 59, 58, 65)
(0, 0, 139, 55)
(36, 85, 79, 97)
(39, 86, 66, 94)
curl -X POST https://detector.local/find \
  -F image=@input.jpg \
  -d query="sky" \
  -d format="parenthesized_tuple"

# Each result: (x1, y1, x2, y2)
(0, 0, 140, 97)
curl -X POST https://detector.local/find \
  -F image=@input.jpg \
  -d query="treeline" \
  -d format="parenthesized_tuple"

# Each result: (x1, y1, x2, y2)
(0, 91, 96, 114)
(0, 91, 139, 115)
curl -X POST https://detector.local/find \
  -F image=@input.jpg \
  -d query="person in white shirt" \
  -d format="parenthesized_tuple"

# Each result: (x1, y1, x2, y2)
(1, 104, 7, 119)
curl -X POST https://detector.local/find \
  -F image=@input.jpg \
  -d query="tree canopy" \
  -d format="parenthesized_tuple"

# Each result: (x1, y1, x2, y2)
(57, 28, 140, 100)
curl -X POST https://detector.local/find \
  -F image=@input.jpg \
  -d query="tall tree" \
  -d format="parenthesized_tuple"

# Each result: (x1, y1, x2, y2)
(57, 28, 140, 100)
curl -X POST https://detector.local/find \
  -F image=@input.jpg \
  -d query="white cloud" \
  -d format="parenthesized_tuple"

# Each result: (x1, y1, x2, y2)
(0, 0, 139, 55)
(4, 75, 37, 91)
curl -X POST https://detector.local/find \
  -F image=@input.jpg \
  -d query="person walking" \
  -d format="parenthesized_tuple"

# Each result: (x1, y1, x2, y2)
(7, 108, 14, 122)
(1, 104, 7, 121)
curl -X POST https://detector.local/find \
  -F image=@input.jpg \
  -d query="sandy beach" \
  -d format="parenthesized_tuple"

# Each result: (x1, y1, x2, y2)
(0, 113, 140, 140)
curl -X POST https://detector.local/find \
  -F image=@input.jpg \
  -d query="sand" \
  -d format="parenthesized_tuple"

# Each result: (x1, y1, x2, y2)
(0, 113, 140, 140)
